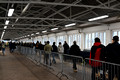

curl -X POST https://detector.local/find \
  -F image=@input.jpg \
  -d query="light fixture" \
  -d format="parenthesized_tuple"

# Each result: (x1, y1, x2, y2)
(31, 34, 34, 36)
(42, 30, 47, 33)
(5, 20, 9, 25)
(8, 8, 14, 16)
(88, 15, 109, 21)
(51, 28, 58, 31)
(36, 32, 39, 34)
(15, 18, 19, 22)
(1, 31, 5, 40)
(65, 23, 76, 27)
(27, 35, 30, 36)
(4, 26, 7, 29)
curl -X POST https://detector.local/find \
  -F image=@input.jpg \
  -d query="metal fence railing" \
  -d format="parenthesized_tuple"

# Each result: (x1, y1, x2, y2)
(15, 46, 120, 80)
(84, 58, 120, 80)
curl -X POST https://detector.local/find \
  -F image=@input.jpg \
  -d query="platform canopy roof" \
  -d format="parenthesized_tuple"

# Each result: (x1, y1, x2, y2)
(0, 0, 120, 40)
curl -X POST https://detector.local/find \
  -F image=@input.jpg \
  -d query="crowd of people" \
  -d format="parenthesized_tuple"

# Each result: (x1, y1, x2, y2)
(89, 36, 120, 80)
(16, 36, 120, 80)
(0, 36, 120, 80)
(17, 40, 80, 72)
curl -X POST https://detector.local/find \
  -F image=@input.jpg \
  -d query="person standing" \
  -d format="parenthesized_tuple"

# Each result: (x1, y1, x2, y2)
(52, 42, 58, 64)
(89, 37, 105, 80)
(58, 42, 64, 62)
(44, 41, 53, 65)
(2, 41, 6, 56)
(63, 41, 69, 61)
(105, 36, 120, 80)
(35, 41, 39, 49)
(69, 41, 81, 72)
(0, 41, 2, 51)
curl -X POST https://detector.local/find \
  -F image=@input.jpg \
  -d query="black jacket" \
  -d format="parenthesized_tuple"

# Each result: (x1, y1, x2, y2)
(90, 42, 105, 60)
(69, 44, 80, 56)
(105, 42, 120, 64)
(39, 44, 44, 50)
(63, 43, 69, 54)
(52, 45, 58, 52)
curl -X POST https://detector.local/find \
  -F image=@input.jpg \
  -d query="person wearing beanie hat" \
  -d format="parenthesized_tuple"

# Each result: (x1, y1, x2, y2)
(105, 36, 120, 80)
(89, 37, 105, 80)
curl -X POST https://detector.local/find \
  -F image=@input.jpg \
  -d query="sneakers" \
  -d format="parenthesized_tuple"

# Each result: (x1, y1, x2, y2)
(73, 69, 77, 72)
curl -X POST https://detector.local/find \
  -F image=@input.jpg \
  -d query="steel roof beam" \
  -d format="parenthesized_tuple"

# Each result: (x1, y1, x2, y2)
(0, 28, 46, 31)
(0, 1, 120, 11)
(33, 0, 82, 25)
(0, 17, 87, 23)
(0, 24, 60, 27)
(0, 7, 19, 17)
(55, 0, 117, 25)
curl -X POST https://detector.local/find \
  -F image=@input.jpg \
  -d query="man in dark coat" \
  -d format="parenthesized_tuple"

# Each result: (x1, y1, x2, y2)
(69, 41, 80, 72)
(63, 41, 69, 61)
(105, 36, 120, 80)
(52, 42, 58, 64)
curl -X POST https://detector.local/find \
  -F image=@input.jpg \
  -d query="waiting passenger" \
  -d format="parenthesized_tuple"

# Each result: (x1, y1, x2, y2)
(44, 41, 53, 65)
(2, 41, 6, 56)
(89, 37, 105, 80)
(69, 41, 80, 72)
(58, 42, 64, 62)
(52, 42, 58, 64)
(0, 41, 2, 51)
(63, 41, 69, 61)
(11, 42, 16, 53)
(35, 41, 39, 49)
(105, 36, 120, 80)
(9, 41, 12, 52)
(39, 41, 44, 50)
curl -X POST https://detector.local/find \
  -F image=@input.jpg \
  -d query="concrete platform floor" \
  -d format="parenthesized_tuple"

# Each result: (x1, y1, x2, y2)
(0, 49, 60, 80)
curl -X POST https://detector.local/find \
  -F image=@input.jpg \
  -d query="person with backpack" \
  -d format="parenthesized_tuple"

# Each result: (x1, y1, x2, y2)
(89, 37, 105, 80)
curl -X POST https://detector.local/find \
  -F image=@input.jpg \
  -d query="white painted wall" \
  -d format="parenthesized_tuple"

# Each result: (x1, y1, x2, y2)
(19, 22, 120, 50)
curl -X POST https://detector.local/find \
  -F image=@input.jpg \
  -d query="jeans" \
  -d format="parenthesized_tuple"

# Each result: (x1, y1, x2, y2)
(108, 64, 120, 80)
(44, 53, 51, 65)
(91, 66, 106, 80)
(52, 52, 56, 64)
(73, 58, 77, 70)
(59, 54, 63, 62)
(92, 67, 99, 80)
(2, 48, 5, 56)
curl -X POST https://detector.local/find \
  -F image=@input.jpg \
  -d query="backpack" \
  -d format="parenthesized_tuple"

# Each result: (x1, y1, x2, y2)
(89, 45, 103, 67)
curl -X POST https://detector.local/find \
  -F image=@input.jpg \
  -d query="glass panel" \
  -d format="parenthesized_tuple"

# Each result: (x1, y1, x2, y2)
(68, 36, 71, 46)
(103, 32, 106, 45)
(77, 34, 80, 47)
(88, 34, 91, 49)
(85, 34, 88, 49)
(92, 33, 95, 45)
(49, 37, 55, 45)
(113, 31, 117, 37)
(95, 32, 98, 37)
(99, 32, 103, 44)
